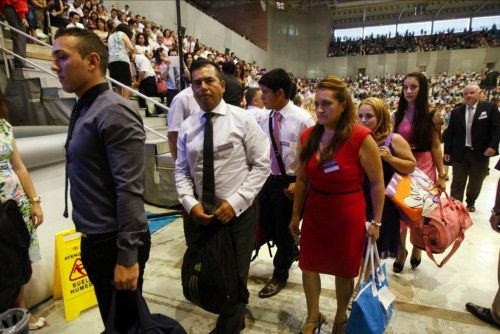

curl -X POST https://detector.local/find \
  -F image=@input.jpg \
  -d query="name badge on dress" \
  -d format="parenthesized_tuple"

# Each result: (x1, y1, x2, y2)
(323, 160, 339, 173)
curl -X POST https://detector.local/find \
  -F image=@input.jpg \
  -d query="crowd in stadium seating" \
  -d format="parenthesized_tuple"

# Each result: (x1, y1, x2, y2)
(22, 0, 499, 110)
(28, 0, 268, 108)
(327, 26, 499, 57)
(293, 70, 499, 117)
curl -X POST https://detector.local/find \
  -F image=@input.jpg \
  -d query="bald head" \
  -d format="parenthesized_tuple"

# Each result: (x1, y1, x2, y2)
(463, 84, 481, 107)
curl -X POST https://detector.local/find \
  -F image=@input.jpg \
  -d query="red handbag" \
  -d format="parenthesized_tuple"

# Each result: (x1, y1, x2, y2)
(409, 192, 473, 267)
(156, 78, 168, 95)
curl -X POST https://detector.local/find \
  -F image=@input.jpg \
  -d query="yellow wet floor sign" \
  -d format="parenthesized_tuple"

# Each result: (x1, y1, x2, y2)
(53, 228, 97, 321)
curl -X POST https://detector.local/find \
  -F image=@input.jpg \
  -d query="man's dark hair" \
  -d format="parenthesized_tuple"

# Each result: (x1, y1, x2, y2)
(54, 28, 109, 74)
(259, 68, 293, 99)
(69, 11, 79, 19)
(222, 61, 236, 75)
(115, 23, 133, 39)
(245, 87, 261, 107)
(190, 58, 222, 81)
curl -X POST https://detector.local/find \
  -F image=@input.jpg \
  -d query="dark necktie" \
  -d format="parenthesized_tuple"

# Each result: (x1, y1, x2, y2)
(202, 112, 216, 214)
(63, 102, 82, 218)
(271, 111, 282, 174)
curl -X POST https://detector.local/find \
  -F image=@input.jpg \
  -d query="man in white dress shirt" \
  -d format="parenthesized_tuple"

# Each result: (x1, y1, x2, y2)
(245, 87, 268, 124)
(132, 53, 156, 117)
(257, 68, 315, 298)
(66, 11, 84, 29)
(167, 86, 199, 244)
(167, 86, 199, 159)
(175, 58, 270, 333)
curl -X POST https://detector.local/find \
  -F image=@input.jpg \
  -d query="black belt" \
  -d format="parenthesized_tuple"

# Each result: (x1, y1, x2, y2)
(310, 186, 361, 196)
(80, 231, 116, 240)
(269, 174, 296, 182)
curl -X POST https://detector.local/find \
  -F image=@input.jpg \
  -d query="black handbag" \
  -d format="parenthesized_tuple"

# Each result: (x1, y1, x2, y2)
(105, 290, 186, 334)
(181, 224, 248, 314)
(0, 199, 32, 313)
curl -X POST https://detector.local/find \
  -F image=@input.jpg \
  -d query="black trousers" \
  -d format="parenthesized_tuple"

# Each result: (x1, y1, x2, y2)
(81, 231, 151, 333)
(184, 202, 258, 334)
(258, 175, 297, 282)
(138, 76, 157, 111)
(450, 148, 489, 206)
(4, 5, 27, 67)
(166, 89, 179, 107)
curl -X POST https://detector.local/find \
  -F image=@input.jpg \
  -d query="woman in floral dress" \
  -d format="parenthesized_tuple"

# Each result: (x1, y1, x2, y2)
(0, 94, 45, 329)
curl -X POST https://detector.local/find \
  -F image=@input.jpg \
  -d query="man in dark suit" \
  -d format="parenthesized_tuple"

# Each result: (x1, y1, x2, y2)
(444, 84, 500, 212)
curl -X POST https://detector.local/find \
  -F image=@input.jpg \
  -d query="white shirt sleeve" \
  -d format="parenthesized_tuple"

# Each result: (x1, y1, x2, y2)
(175, 123, 199, 214)
(226, 116, 270, 216)
(167, 95, 186, 133)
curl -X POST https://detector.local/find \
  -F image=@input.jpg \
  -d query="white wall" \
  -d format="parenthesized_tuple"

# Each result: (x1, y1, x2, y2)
(268, 6, 500, 78)
(104, 0, 269, 67)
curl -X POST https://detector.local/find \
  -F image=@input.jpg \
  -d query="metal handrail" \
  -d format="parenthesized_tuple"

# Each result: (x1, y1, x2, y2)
(0, 20, 169, 141)
(0, 19, 53, 48)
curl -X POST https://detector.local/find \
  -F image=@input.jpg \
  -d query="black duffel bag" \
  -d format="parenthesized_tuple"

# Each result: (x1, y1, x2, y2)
(181, 224, 248, 314)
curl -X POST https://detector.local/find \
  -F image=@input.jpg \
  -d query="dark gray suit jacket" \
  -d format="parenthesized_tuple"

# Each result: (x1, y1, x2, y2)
(444, 100, 500, 162)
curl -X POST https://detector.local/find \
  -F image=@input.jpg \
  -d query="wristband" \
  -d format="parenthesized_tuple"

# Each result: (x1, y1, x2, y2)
(369, 220, 382, 227)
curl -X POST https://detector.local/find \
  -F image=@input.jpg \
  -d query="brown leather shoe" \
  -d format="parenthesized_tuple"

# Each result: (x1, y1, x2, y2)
(258, 278, 287, 298)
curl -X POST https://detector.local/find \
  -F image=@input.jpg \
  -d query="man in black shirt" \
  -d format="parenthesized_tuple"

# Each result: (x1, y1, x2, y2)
(51, 28, 150, 332)
(221, 60, 243, 107)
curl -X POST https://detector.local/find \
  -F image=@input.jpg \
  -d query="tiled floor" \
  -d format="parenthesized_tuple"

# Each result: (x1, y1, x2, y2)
(32, 116, 500, 333)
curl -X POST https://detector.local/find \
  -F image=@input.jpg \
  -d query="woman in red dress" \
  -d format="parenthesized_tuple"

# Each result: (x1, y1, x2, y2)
(290, 76, 385, 334)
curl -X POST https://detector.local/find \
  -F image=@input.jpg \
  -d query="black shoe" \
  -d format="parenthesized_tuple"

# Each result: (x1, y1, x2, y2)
(466, 302, 500, 328)
(410, 248, 422, 269)
(393, 250, 408, 273)
(410, 257, 421, 269)
(258, 278, 287, 298)
(467, 206, 475, 212)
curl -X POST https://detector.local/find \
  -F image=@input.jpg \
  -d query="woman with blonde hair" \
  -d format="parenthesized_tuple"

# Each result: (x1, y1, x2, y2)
(302, 95, 317, 121)
(290, 76, 385, 334)
(358, 97, 416, 259)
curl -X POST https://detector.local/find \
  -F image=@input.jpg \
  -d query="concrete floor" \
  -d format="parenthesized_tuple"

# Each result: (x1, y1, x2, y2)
(30, 115, 500, 333)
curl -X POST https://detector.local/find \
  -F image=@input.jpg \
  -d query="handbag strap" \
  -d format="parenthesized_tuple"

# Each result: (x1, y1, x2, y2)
(350, 239, 372, 306)
(383, 132, 394, 148)
(268, 111, 287, 178)
(422, 191, 467, 268)
(423, 228, 466, 268)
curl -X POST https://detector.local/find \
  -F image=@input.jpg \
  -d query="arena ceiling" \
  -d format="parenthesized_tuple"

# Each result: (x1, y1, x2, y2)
(192, 0, 500, 28)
